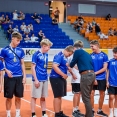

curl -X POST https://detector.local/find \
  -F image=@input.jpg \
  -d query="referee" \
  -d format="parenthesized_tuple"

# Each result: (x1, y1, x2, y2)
(68, 40, 95, 117)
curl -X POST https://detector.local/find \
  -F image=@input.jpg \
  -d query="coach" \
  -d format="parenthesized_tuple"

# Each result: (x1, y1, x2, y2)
(68, 40, 95, 117)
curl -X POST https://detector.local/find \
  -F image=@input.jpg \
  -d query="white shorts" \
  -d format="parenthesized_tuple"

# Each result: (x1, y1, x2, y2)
(31, 81, 48, 98)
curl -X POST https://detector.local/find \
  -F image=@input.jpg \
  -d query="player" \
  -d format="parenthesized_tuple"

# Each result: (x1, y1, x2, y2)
(31, 39, 53, 117)
(0, 32, 26, 117)
(107, 46, 117, 117)
(0, 60, 4, 93)
(68, 54, 85, 117)
(90, 40, 108, 117)
(50, 45, 74, 117)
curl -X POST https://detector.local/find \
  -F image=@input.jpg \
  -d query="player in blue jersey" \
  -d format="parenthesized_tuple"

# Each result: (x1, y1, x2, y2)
(31, 39, 53, 117)
(50, 45, 74, 117)
(0, 32, 26, 117)
(90, 40, 108, 117)
(107, 46, 117, 117)
(0, 60, 4, 93)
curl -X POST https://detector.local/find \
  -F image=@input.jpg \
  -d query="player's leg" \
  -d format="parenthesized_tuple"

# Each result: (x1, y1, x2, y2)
(6, 98, 12, 117)
(40, 81, 48, 117)
(31, 82, 43, 117)
(114, 88, 117, 117)
(15, 97, 21, 117)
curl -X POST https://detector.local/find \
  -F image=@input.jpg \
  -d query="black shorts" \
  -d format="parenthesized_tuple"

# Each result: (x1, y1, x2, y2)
(108, 86, 117, 95)
(71, 83, 80, 94)
(93, 79, 106, 91)
(54, 15, 59, 19)
(50, 77, 67, 98)
(4, 76, 24, 98)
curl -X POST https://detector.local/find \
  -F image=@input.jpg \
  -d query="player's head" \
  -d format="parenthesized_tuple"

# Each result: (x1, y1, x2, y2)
(40, 39, 53, 53)
(64, 45, 74, 57)
(11, 32, 22, 47)
(73, 40, 83, 51)
(113, 46, 117, 59)
(90, 40, 100, 52)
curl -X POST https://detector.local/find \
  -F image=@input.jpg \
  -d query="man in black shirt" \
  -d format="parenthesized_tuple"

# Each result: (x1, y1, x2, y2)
(31, 12, 42, 24)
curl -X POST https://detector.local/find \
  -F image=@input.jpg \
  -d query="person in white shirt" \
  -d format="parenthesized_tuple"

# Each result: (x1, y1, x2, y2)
(99, 32, 108, 40)
(68, 54, 85, 117)
(13, 10, 18, 20)
(30, 34, 38, 42)
(13, 25, 19, 32)
(24, 26, 30, 35)
(28, 24, 33, 31)
(20, 22, 26, 31)
(24, 34, 30, 42)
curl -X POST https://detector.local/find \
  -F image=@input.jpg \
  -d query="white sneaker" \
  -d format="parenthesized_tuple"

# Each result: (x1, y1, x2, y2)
(114, 108, 117, 117)
(31, 115, 37, 117)
(42, 114, 48, 117)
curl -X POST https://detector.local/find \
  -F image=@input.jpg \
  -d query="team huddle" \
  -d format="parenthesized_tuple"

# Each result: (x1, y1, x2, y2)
(0, 32, 117, 117)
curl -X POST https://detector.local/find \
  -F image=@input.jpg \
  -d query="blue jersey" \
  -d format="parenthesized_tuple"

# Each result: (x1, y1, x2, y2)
(108, 58, 117, 87)
(0, 46, 25, 77)
(50, 51, 68, 78)
(91, 52, 108, 80)
(32, 50, 48, 81)
(0, 60, 4, 71)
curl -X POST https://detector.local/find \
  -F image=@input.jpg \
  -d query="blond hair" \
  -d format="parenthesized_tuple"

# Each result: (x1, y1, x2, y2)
(73, 40, 83, 48)
(40, 39, 53, 47)
(90, 40, 100, 46)
(65, 45, 74, 52)
(12, 32, 22, 40)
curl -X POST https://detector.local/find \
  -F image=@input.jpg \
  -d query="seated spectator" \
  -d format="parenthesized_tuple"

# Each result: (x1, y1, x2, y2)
(31, 12, 42, 24)
(95, 23, 101, 35)
(7, 25, 13, 38)
(52, 17, 58, 25)
(20, 22, 26, 31)
(4, 15, 10, 24)
(24, 34, 30, 42)
(73, 18, 78, 29)
(18, 11, 25, 20)
(38, 30, 44, 42)
(24, 26, 30, 35)
(114, 29, 117, 36)
(0, 14, 5, 24)
(13, 25, 19, 32)
(106, 14, 111, 21)
(13, 10, 18, 20)
(78, 14, 84, 21)
(28, 23, 33, 31)
(87, 22, 93, 33)
(92, 19, 96, 26)
(76, 22, 82, 33)
(99, 32, 108, 40)
(30, 34, 38, 42)
(108, 28, 114, 36)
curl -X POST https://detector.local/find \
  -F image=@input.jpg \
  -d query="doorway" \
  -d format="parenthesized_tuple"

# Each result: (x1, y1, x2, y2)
(49, 1, 66, 23)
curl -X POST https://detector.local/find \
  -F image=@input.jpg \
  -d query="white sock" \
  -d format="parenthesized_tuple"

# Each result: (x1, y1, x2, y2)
(16, 109, 20, 116)
(98, 109, 102, 112)
(7, 110, 11, 117)
(76, 106, 79, 110)
(109, 108, 113, 117)
(114, 108, 117, 117)
(73, 107, 77, 112)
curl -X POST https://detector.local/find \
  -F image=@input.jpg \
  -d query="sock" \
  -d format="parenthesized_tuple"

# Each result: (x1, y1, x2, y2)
(92, 108, 94, 111)
(42, 111, 46, 116)
(73, 107, 78, 112)
(98, 109, 102, 112)
(7, 110, 11, 117)
(114, 108, 117, 116)
(109, 108, 113, 117)
(32, 112, 36, 117)
(76, 106, 79, 110)
(16, 109, 20, 116)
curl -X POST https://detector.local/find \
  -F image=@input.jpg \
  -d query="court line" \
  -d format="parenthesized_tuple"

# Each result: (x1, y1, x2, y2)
(21, 98, 55, 114)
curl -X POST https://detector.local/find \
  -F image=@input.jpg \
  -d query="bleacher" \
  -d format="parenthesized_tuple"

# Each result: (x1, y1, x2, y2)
(68, 15, 117, 49)
(0, 12, 73, 48)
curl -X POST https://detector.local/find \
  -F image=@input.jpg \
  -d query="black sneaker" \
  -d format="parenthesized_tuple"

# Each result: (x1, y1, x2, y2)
(97, 111, 108, 117)
(77, 110, 85, 117)
(55, 113, 61, 117)
(72, 111, 80, 117)
(60, 111, 69, 117)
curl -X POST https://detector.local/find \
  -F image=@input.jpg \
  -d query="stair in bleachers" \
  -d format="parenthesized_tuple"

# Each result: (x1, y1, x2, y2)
(0, 29, 9, 48)
(59, 23, 90, 48)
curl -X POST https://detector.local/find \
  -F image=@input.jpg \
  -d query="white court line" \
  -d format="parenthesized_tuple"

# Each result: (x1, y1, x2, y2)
(21, 98, 55, 114)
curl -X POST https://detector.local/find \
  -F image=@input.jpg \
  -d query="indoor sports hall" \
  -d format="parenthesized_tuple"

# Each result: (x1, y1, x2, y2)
(0, 0, 117, 117)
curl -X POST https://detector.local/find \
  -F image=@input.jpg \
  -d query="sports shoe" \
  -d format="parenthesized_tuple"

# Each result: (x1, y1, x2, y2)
(77, 110, 85, 116)
(31, 115, 37, 117)
(92, 110, 95, 117)
(72, 111, 80, 117)
(60, 111, 69, 117)
(55, 113, 61, 117)
(97, 110, 108, 117)
(42, 114, 48, 117)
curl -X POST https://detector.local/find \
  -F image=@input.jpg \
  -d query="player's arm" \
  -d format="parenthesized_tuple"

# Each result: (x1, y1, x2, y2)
(95, 62, 108, 75)
(106, 69, 109, 88)
(21, 59, 26, 84)
(0, 71, 2, 93)
(52, 63, 68, 79)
